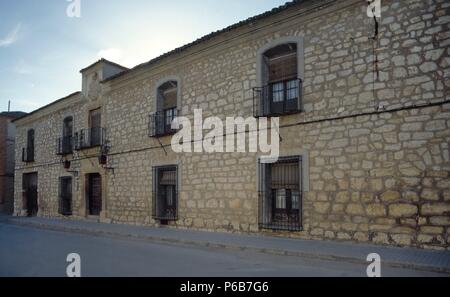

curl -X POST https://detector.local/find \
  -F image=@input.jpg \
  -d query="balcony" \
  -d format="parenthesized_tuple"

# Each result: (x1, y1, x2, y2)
(22, 147, 34, 163)
(149, 109, 179, 137)
(253, 78, 302, 118)
(57, 136, 73, 155)
(74, 127, 105, 150)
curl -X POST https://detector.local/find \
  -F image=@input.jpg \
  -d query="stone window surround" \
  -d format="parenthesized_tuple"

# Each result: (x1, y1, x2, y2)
(152, 162, 181, 221)
(256, 36, 305, 88)
(153, 76, 182, 115)
(61, 114, 75, 138)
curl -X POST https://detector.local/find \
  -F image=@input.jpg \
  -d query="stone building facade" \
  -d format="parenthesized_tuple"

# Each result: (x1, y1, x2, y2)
(13, 0, 450, 250)
(0, 112, 26, 214)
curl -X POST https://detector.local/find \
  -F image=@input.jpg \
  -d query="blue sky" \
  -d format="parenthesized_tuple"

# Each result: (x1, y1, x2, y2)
(0, 0, 288, 113)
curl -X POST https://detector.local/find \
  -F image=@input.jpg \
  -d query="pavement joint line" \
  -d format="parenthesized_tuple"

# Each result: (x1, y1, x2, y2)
(3, 219, 450, 275)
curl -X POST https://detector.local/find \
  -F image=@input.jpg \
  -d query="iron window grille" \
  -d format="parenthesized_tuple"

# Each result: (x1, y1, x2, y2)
(74, 127, 106, 150)
(58, 177, 73, 216)
(149, 109, 179, 137)
(258, 156, 303, 231)
(152, 165, 178, 222)
(253, 78, 302, 118)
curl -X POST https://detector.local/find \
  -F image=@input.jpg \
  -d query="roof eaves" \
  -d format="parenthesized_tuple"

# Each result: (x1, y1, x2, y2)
(80, 58, 129, 73)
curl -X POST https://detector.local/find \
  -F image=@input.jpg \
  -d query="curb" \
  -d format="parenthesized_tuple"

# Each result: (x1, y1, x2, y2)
(4, 219, 450, 275)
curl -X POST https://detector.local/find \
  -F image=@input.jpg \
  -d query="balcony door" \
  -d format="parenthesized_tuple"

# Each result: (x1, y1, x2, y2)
(62, 117, 73, 154)
(89, 108, 102, 146)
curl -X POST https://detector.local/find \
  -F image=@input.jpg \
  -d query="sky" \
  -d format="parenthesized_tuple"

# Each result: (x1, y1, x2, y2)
(0, 0, 288, 113)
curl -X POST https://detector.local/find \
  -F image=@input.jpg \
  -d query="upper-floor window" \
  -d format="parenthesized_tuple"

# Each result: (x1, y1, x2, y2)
(58, 116, 74, 155)
(89, 108, 102, 146)
(254, 38, 304, 117)
(74, 108, 105, 150)
(150, 80, 179, 137)
(22, 129, 35, 163)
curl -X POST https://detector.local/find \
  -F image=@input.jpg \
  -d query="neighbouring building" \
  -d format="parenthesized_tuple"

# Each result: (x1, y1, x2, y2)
(0, 111, 26, 214)
(13, 0, 450, 250)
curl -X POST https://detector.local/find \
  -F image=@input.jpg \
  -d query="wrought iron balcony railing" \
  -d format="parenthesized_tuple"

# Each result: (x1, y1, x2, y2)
(149, 109, 179, 137)
(22, 147, 34, 163)
(57, 136, 73, 155)
(74, 127, 105, 150)
(253, 78, 303, 118)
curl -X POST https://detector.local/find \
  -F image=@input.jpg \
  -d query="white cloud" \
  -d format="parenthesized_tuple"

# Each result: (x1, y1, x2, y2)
(0, 23, 22, 48)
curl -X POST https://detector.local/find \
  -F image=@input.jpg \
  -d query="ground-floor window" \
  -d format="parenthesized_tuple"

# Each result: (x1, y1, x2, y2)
(59, 177, 73, 216)
(86, 173, 102, 216)
(259, 156, 302, 231)
(153, 165, 178, 222)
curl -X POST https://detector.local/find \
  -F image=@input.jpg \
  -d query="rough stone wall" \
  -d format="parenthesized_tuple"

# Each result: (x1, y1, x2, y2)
(13, 98, 90, 218)
(0, 116, 18, 214)
(13, 0, 450, 249)
(0, 116, 8, 211)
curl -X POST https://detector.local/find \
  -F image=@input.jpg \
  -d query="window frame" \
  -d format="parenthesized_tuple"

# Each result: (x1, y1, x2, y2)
(150, 77, 182, 137)
(152, 165, 179, 222)
(255, 37, 305, 117)
(258, 156, 303, 231)
(59, 176, 73, 216)
(23, 129, 35, 163)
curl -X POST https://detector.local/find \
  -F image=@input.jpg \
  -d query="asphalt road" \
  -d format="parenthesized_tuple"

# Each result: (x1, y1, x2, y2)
(0, 223, 446, 277)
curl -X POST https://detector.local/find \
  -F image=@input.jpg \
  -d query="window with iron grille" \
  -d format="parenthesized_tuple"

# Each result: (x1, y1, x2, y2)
(150, 80, 179, 137)
(254, 42, 303, 117)
(259, 156, 302, 231)
(59, 177, 72, 216)
(152, 165, 178, 222)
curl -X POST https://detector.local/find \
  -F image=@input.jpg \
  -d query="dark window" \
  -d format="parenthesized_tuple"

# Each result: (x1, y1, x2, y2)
(150, 81, 179, 137)
(259, 156, 302, 231)
(59, 177, 72, 216)
(89, 109, 102, 146)
(23, 129, 35, 162)
(75, 110, 104, 150)
(86, 173, 102, 216)
(153, 166, 178, 222)
(58, 117, 73, 155)
(22, 173, 38, 217)
(254, 43, 302, 117)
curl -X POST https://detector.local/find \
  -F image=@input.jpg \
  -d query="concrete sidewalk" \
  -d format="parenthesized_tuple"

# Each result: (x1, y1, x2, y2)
(2, 215, 449, 274)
